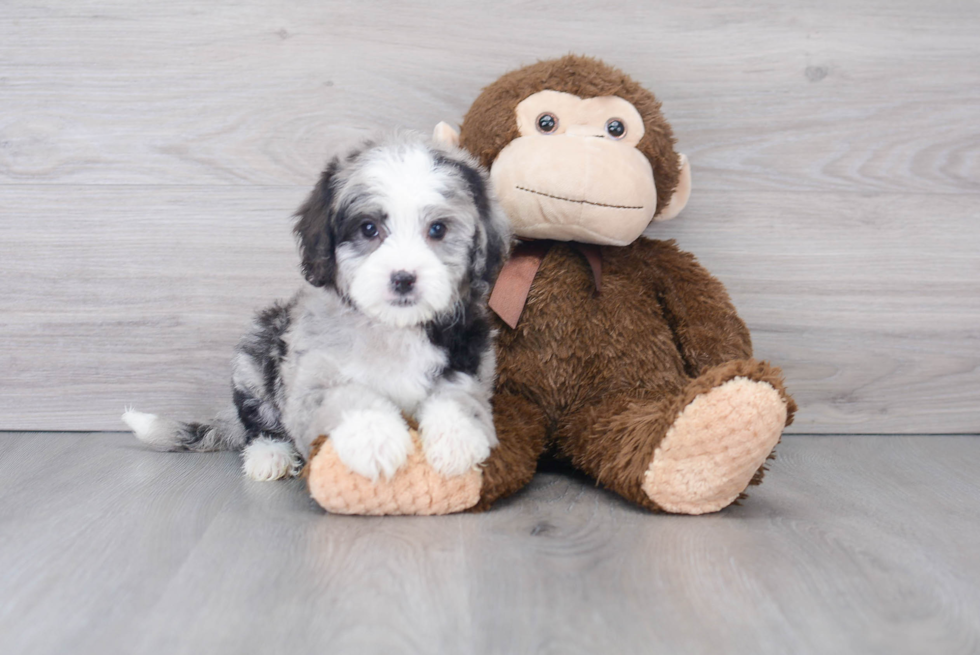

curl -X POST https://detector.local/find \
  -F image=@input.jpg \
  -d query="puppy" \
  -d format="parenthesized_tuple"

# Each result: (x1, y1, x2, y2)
(124, 133, 511, 482)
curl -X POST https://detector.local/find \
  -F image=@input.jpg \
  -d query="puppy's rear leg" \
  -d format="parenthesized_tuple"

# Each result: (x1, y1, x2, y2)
(242, 436, 302, 481)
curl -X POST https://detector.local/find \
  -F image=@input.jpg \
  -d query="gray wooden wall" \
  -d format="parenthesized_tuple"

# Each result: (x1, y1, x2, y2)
(1, 0, 977, 433)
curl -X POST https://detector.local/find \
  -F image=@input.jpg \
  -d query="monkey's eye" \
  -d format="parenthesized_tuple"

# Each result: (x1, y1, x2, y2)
(428, 221, 447, 240)
(360, 221, 379, 239)
(536, 113, 558, 134)
(605, 119, 626, 139)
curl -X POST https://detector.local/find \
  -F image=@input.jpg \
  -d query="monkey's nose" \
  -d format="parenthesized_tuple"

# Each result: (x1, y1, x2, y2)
(565, 124, 605, 138)
(390, 271, 417, 295)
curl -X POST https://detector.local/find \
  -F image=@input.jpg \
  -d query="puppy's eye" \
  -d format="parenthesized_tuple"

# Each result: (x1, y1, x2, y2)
(605, 119, 626, 139)
(536, 113, 558, 134)
(428, 221, 447, 240)
(360, 221, 379, 239)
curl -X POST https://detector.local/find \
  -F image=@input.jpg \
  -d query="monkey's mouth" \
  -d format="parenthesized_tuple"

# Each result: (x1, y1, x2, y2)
(515, 186, 643, 210)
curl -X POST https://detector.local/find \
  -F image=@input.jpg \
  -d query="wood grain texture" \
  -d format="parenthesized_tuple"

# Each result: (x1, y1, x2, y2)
(1, 0, 978, 432)
(2, 187, 976, 432)
(1, 433, 980, 654)
(1, 0, 977, 193)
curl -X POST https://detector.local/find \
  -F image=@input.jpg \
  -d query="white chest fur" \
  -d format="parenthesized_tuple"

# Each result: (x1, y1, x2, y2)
(340, 322, 447, 413)
(281, 287, 448, 416)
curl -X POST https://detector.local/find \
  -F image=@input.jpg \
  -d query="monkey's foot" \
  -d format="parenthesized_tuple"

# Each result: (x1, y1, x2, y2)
(642, 376, 788, 515)
(304, 430, 482, 516)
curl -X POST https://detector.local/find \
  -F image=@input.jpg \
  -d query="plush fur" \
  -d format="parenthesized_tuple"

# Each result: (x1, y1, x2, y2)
(456, 56, 797, 514)
(474, 241, 797, 511)
(124, 133, 510, 483)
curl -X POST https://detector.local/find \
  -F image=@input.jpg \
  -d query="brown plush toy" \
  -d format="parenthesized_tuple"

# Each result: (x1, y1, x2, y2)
(306, 55, 796, 516)
(433, 55, 798, 515)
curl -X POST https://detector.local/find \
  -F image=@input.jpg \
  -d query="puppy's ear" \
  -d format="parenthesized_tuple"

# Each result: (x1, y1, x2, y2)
(433, 152, 513, 292)
(475, 201, 511, 289)
(294, 161, 339, 288)
(454, 161, 511, 290)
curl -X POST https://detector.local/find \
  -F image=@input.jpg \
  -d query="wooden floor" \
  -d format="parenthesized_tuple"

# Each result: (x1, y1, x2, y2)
(1, 433, 978, 654)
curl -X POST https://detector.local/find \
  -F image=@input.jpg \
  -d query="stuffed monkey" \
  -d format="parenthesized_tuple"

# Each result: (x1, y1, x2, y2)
(433, 55, 797, 514)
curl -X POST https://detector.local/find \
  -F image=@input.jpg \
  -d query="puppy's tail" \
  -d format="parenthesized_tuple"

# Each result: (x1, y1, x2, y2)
(122, 407, 246, 452)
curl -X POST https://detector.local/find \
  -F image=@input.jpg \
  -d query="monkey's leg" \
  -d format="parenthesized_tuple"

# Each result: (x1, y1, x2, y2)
(471, 393, 549, 511)
(557, 359, 796, 514)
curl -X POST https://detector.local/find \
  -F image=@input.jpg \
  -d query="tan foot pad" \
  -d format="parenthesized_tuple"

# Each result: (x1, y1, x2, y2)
(642, 377, 788, 515)
(306, 430, 482, 516)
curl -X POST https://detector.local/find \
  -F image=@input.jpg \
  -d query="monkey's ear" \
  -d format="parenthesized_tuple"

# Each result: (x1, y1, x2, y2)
(433, 122, 461, 148)
(654, 153, 692, 222)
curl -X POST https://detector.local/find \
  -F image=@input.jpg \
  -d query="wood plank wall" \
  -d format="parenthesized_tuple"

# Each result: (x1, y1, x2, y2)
(1, 0, 977, 432)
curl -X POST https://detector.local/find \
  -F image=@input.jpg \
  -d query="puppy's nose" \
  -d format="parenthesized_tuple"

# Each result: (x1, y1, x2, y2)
(390, 270, 417, 295)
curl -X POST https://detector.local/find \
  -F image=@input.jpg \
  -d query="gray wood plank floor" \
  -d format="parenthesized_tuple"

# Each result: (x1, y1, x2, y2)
(2, 0, 978, 433)
(2, 432, 979, 655)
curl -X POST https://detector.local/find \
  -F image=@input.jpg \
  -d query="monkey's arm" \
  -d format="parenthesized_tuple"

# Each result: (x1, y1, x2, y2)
(642, 239, 754, 377)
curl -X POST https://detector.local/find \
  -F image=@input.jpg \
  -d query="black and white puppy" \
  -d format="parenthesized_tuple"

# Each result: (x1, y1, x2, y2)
(123, 133, 510, 482)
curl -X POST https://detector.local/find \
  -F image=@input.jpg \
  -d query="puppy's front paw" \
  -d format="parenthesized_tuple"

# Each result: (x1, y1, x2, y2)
(419, 400, 493, 477)
(329, 410, 413, 481)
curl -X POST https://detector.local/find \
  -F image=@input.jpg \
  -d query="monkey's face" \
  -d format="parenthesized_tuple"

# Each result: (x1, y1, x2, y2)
(489, 90, 659, 246)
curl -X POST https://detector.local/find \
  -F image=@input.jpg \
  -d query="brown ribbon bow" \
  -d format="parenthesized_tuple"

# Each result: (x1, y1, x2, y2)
(488, 240, 602, 329)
